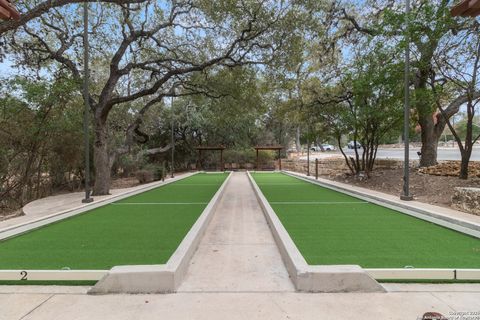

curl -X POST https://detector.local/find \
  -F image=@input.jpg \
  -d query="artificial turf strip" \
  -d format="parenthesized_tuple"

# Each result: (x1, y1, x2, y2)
(0, 173, 227, 270)
(0, 280, 97, 286)
(251, 173, 480, 269)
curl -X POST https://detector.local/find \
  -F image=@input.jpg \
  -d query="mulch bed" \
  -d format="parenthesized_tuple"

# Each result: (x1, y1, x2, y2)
(330, 167, 480, 209)
(418, 161, 480, 178)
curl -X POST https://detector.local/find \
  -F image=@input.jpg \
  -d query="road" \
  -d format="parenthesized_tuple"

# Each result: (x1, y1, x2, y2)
(299, 146, 480, 161)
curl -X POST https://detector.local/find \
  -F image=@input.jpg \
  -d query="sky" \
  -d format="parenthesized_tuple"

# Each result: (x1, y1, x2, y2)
(0, 57, 14, 76)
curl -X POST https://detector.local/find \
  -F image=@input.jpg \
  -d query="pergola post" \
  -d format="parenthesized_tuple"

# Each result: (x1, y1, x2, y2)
(195, 146, 225, 172)
(197, 149, 202, 171)
(278, 149, 281, 171)
(254, 146, 283, 172)
(220, 149, 224, 171)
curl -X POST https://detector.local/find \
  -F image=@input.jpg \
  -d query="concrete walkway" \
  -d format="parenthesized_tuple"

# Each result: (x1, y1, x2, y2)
(2, 288, 480, 320)
(178, 172, 294, 292)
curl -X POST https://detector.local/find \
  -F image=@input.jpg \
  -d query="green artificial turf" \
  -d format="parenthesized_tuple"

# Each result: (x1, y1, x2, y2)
(252, 173, 480, 269)
(0, 173, 227, 270)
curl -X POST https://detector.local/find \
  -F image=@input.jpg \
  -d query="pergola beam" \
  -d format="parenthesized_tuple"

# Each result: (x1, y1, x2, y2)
(0, 0, 19, 20)
(451, 0, 480, 17)
(254, 146, 283, 171)
(195, 146, 225, 171)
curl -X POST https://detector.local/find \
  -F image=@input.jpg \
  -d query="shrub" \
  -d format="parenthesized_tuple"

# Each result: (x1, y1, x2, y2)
(135, 169, 154, 184)
(223, 148, 275, 164)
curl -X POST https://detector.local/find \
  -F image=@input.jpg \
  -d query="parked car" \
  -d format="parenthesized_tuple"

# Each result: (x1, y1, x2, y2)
(347, 141, 362, 149)
(310, 144, 336, 152)
(321, 144, 336, 151)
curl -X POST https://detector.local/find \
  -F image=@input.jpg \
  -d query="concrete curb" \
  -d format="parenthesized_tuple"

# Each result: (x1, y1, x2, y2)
(246, 171, 385, 293)
(283, 171, 480, 239)
(0, 172, 198, 242)
(89, 171, 233, 294)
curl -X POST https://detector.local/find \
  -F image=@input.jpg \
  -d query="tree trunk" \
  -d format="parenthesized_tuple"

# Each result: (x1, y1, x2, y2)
(459, 153, 470, 180)
(419, 116, 439, 167)
(459, 109, 474, 180)
(93, 117, 111, 195)
(295, 126, 301, 152)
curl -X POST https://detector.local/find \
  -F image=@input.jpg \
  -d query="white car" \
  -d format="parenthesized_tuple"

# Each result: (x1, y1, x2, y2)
(347, 141, 362, 149)
(321, 144, 336, 151)
(310, 144, 336, 152)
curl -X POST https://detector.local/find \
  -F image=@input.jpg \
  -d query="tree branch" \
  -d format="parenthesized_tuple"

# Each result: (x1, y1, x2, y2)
(0, 0, 148, 35)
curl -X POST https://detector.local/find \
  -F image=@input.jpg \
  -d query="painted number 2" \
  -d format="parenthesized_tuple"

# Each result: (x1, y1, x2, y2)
(20, 271, 28, 280)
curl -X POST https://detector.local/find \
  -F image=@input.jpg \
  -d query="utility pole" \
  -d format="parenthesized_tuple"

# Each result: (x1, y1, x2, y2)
(171, 92, 175, 178)
(82, 1, 93, 203)
(401, 0, 413, 201)
(307, 125, 310, 176)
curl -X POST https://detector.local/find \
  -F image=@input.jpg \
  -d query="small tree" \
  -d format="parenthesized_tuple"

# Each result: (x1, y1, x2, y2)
(311, 47, 403, 177)
(432, 27, 480, 179)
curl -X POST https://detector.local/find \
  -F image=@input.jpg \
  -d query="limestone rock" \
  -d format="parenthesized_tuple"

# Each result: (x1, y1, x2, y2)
(452, 187, 480, 215)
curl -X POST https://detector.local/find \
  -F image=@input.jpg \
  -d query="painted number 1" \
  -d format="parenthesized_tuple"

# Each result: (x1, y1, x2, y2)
(20, 271, 28, 280)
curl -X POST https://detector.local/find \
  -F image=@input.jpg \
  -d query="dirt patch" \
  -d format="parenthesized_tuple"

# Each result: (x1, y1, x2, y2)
(418, 161, 480, 178)
(329, 167, 480, 209)
(110, 176, 140, 189)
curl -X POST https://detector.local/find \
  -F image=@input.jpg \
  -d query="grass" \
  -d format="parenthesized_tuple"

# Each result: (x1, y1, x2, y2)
(0, 173, 227, 270)
(252, 173, 480, 269)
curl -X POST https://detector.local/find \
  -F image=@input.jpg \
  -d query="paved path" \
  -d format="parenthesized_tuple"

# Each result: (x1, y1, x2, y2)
(300, 146, 480, 161)
(178, 172, 294, 292)
(2, 289, 480, 320)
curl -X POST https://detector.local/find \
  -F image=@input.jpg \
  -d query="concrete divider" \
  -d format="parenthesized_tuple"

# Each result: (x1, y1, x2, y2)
(246, 171, 385, 293)
(89, 172, 233, 294)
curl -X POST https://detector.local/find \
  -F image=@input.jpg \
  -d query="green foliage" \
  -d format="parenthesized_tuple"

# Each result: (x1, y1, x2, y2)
(454, 116, 480, 142)
(0, 76, 84, 211)
(223, 149, 275, 164)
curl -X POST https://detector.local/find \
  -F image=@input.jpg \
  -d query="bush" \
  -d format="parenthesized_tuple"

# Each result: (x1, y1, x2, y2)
(154, 163, 166, 181)
(222, 149, 275, 165)
(135, 169, 154, 184)
(115, 153, 146, 178)
(136, 163, 166, 183)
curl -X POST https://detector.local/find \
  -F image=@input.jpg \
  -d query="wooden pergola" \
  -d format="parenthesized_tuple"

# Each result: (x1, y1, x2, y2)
(195, 146, 225, 171)
(0, 0, 19, 20)
(451, 0, 480, 17)
(254, 146, 283, 171)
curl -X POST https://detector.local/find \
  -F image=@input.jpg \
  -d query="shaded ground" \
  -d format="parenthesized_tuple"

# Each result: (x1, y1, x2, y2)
(0, 177, 141, 221)
(110, 176, 140, 189)
(0, 209, 23, 222)
(330, 167, 480, 208)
